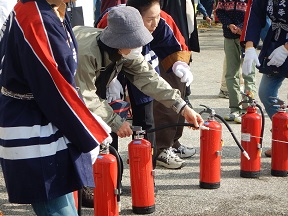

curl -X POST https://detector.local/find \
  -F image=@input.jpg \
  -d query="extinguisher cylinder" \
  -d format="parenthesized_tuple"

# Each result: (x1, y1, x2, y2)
(200, 120, 222, 189)
(93, 154, 119, 216)
(128, 138, 155, 214)
(271, 111, 288, 177)
(240, 107, 262, 178)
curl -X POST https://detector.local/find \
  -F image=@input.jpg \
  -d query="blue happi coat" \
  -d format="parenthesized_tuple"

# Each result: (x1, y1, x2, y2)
(0, 0, 109, 203)
(242, 0, 288, 76)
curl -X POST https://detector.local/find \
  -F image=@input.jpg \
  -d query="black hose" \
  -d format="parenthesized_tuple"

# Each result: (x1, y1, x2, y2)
(77, 189, 82, 216)
(146, 123, 195, 133)
(214, 114, 246, 153)
(109, 145, 122, 209)
(256, 104, 265, 148)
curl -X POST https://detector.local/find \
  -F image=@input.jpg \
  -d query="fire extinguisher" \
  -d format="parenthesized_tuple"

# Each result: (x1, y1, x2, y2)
(199, 105, 250, 189)
(271, 98, 288, 177)
(93, 143, 122, 216)
(240, 92, 265, 178)
(199, 105, 222, 189)
(128, 126, 155, 214)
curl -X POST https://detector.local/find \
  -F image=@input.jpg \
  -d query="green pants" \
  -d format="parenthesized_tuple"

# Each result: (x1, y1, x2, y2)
(224, 38, 256, 113)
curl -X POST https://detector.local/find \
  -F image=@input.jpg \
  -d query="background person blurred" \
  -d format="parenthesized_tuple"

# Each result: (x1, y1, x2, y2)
(241, 0, 288, 157)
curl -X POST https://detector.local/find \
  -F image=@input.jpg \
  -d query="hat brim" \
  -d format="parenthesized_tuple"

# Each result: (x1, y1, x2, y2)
(100, 26, 153, 49)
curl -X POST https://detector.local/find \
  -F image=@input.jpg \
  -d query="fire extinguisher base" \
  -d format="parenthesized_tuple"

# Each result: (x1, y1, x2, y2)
(271, 169, 288, 177)
(199, 181, 220, 189)
(132, 205, 155, 215)
(240, 170, 260, 178)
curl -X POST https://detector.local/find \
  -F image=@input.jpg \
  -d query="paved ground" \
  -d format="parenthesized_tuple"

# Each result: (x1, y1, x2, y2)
(1, 25, 288, 216)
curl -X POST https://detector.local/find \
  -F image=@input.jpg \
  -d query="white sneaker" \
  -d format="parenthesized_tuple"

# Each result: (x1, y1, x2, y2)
(224, 112, 242, 124)
(156, 147, 186, 169)
(174, 145, 196, 158)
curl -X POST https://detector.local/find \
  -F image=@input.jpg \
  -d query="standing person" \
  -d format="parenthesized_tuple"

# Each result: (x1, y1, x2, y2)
(216, 0, 256, 123)
(0, 0, 112, 215)
(0, 0, 17, 27)
(241, 0, 288, 157)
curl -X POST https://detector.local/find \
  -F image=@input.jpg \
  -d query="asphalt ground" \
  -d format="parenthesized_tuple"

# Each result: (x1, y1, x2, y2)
(1, 25, 288, 216)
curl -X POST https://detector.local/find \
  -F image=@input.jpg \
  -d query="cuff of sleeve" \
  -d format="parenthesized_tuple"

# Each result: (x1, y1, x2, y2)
(110, 115, 125, 133)
(171, 99, 187, 114)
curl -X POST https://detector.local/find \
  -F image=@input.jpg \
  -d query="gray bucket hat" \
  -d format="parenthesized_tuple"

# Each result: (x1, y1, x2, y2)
(100, 6, 153, 49)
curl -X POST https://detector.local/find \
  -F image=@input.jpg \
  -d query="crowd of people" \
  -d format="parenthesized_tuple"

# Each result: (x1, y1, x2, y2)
(0, 0, 287, 215)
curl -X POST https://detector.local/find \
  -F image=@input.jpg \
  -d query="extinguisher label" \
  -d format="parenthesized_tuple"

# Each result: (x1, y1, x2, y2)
(133, 140, 142, 144)
(241, 133, 251, 142)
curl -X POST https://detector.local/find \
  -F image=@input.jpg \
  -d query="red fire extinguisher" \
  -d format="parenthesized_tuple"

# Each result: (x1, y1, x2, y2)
(271, 98, 288, 177)
(199, 105, 222, 189)
(199, 105, 250, 188)
(128, 126, 155, 214)
(93, 144, 121, 216)
(240, 93, 264, 178)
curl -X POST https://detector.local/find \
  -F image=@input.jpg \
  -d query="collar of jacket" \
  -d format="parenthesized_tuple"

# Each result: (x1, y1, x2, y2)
(98, 36, 122, 63)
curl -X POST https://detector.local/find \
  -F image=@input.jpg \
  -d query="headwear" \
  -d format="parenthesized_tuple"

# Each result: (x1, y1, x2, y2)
(100, 6, 153, 49)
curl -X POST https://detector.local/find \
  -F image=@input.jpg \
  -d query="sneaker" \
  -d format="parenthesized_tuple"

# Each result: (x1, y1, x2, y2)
(156, 147, 186, 169)
(224, 112, 242, 124)
(174, 145, 196, 158)
(218, 90, 229, 99)
(82, 186, 94, 208)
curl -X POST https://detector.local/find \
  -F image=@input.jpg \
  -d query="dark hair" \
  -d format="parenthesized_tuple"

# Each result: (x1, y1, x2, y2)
(126, 0, 161, 14)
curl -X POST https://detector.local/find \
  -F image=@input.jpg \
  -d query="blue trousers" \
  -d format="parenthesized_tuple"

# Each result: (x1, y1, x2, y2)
(258, 74, 285, 120)
(31, 193, 78, 216)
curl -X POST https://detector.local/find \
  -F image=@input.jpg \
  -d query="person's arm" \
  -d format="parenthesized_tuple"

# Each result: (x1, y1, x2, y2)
(197, 1, 209, 18)
(240, 0, 267, 47)
(122, 56, 203, 128)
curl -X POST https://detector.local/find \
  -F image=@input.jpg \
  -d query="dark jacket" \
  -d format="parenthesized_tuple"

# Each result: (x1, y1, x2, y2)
(216, 0, 248, 39)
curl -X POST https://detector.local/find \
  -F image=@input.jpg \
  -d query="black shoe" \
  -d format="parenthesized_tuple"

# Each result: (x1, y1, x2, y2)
(82, 186, 94, 208)
(184, 96, 193, 109)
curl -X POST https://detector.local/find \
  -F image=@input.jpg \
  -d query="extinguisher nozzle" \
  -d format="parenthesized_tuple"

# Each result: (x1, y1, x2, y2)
(199, 125, 209, 130)
(243, 151, 250, 160)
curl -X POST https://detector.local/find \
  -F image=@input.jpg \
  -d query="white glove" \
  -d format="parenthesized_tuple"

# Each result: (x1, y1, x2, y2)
(242, 47, 260, 76)
(106, 77, 124, 103)
(89, 113, 112, 164)
(172, 61, 193, 86)
(267, 45, 288, 67)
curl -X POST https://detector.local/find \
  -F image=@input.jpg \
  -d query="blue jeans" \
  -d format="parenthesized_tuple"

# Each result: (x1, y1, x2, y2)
(31, 193, 78, 216)
(258, 74, 285, 120)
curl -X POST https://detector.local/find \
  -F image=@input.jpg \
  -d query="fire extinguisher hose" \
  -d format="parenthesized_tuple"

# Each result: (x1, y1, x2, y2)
(145, 123, 210, 133)
(109, 145, 122, 211)
(214, 114, 250, 160)
(256, 104, 265, 149)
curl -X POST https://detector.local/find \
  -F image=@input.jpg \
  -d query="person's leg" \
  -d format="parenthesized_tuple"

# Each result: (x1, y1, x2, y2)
(153, 65, 187, 169)
(219, 57, 229, 98)
(32, 193, 78, 216)
(130, 100, 156, 169)
(258, 74, 285, 120)
(224, 38, 242, 114)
